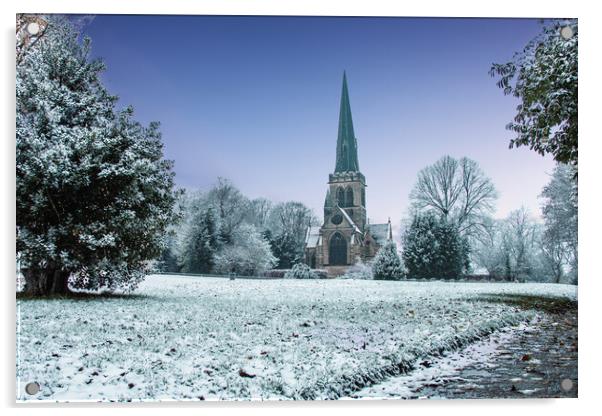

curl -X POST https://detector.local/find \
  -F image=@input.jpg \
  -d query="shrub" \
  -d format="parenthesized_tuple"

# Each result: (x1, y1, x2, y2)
(262, 269, 288, 278)
(342, 259, 373, 280)
(284, 263, 318, 279)
(313, 270, 329, 279)
(373, 241, 405, 280)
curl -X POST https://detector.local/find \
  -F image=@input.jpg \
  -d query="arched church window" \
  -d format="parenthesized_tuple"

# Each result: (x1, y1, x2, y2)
(345, 187, 354, 207)
(361, 188, 366, 207)
(336, 187, 345, 206)
(329, 232, 347, 266)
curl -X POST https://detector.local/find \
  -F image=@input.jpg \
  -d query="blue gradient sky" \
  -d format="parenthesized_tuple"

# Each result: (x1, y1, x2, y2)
(78, 15, 556, 227)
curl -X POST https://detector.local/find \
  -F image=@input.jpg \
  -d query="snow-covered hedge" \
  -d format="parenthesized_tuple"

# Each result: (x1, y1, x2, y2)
(266, 268, 328, 279)
(262, 269, 288, 278)
(284, 263, 318, 279)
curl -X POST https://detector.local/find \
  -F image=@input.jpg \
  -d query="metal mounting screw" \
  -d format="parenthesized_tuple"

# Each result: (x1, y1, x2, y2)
(560, 26, 574, 40)
(25, 381, 40, 395)
(25, 22, 40, 36)
(561, 378, 573, 392)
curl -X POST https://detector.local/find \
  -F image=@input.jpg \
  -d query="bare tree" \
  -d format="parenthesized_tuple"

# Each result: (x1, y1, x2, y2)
(410, 155, 497, 238)
(205, 177, 250, 242)
(501, 207, 538, 281)
(267, 201, 318, 246)
(471, 217, 506, 277)
(247, 198, 273, 231)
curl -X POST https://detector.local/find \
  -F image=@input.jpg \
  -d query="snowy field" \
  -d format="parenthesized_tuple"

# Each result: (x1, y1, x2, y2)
(16, 275, 577, 402)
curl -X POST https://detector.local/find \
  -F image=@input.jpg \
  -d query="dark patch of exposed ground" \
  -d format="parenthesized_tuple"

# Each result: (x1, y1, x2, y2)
(347, 293, 577, 399)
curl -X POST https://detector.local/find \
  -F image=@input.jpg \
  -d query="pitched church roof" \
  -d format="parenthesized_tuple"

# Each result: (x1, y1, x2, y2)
(368, 219, 393, 245)
(334, 72, 360, 173)
(304, 226, 322, 248)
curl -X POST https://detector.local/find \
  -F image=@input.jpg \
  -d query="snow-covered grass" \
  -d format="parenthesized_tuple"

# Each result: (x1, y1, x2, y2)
(16, 275, 576, 402)
(347, 320, 537, 399)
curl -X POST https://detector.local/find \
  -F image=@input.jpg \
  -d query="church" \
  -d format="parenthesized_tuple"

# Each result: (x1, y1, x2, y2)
(304, 72, 392, 276)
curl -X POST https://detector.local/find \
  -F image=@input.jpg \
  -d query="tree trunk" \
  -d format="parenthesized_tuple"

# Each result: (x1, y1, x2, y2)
(23, 264, 71, 296)
(23, 267, 47, 296)
(49, 269, 70, 295)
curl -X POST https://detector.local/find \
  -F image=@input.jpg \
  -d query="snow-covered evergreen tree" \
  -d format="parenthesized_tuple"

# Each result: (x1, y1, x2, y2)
(402, 213, 467, 279)
(16, 17, 178, 295)
(178, 206, 221, 274)
(267, 231, 302, 269)
(372, 241, 404, 280)
(284, 263, 318, 279)
(213, 224, 276, 276)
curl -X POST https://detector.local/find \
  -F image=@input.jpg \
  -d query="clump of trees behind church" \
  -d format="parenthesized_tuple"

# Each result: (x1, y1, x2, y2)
(161, 178, 318, 276)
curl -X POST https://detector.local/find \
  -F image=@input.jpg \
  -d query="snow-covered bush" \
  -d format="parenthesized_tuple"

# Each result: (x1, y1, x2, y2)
(342, 258, 373, 280)
(284, 263, 318, 279)
(213, 224, 276, 276)
(372, 241, 405, 280)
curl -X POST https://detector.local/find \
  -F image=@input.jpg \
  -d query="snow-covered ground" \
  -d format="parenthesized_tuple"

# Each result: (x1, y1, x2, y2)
(16, 275, 576, 402)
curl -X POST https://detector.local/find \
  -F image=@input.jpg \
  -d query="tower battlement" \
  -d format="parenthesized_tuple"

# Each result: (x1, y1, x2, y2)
(328, 171, 366, 185)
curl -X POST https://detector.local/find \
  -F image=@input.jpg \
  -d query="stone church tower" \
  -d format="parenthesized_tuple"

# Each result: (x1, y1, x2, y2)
(304, 72, 392, 276)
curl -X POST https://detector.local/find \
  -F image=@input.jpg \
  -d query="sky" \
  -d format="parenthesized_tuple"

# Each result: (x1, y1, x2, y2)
(77, 15, 556, 229)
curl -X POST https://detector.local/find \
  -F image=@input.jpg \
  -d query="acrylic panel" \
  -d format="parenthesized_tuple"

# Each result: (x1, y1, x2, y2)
(16, 14, 578, 402)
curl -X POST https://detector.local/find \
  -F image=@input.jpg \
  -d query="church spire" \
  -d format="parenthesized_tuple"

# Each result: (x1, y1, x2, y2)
(334, 71, 360, 173)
